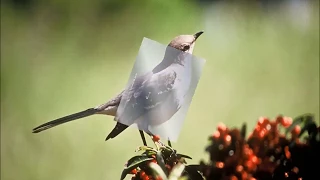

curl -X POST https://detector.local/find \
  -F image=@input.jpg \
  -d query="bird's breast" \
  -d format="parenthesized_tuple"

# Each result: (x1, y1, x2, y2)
(170, 65, 192, 107)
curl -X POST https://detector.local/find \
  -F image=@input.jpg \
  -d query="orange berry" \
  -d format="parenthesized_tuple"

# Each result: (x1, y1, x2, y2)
(212, 131, 220, 139)
(217, 123, 227, 132)
(285, 172, 289, 178)
(230, 175, 238, 180)
(258, 117, 269, 127)
(236, 165, 243, 172)
(291, 125, 301, 136)
(130, 168, 137, 174)
(225, 135, 231, 142)
(224, 135, 231, 146)
(254, 125, 261, 132)
(140, 171, 146, 178)
(143, 175, 150, 180)
(259, 129, 267, 138)
(251, 155, 258, 164)
(281, 117, 292, 127)
(244, 146, 253, 157)
(292, 167, 299, 174)
(242, 171, 248, 180)
(246, 160, 254, 171)
(284, 146, 291, 159)
(216, 161, 224, 168)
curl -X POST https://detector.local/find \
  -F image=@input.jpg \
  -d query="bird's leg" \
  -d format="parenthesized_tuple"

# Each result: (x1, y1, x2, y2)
(139, 130, 147, 146)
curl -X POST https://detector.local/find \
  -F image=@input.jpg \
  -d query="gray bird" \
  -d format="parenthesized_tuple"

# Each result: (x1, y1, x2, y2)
(32, 31, 204, 145)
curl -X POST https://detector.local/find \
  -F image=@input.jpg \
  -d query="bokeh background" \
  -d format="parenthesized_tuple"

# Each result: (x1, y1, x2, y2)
(1, 0, 319, 179)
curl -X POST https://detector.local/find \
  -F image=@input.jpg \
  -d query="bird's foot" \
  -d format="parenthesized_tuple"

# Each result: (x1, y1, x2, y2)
(149, 135, 164, 150)
(150, 135, 175, 152)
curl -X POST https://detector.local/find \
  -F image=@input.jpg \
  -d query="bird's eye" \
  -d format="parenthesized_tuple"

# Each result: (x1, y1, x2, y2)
(183, 45, 190, 51)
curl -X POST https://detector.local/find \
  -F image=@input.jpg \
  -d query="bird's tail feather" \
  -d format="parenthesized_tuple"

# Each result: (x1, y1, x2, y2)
(32, 108, 98, 133)
(105, 122, 129, 141)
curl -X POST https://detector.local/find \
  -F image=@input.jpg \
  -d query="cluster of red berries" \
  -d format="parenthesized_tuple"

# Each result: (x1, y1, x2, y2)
(201, 114, 320, 180)
(125, 135, 181, 180)
(122, 114, 318, 180)
(129, 159, 163, 180)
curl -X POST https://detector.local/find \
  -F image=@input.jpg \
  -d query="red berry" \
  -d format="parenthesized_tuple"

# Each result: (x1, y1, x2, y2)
(217, 122, 227, 133)
(285, 172, 289, 178)
(258, 129, 267, 138)
(281, 116, 292, 127)
(245, 160, 254, 171)
(224, 135, 231, 146)
(225, 135, 231, 142)
(291, 125, 301, 136)
(236, 165, 243, 172)
(250, 155, 259, 164)
(216, 161, 224, 168)
(230, 175, 238, 180)
(244, 146, 253, 157)
(242, 171, 248, 180)
(258, 117, 269, 127)
(140, 171, 146, 178)
(212, 131, 220, 139)
(284, 146, 291, 159)
(130, 169, 137, 174)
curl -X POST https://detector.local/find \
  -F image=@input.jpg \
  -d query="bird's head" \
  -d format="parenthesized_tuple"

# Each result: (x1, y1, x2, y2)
(168, 31, 204, 54)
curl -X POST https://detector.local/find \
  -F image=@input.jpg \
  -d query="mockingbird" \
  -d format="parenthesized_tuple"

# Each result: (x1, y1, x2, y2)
(32, 31, 204, 145)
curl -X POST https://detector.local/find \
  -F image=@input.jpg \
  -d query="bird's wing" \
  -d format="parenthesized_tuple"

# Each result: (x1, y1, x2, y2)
(94, 89, 125, 111)
(117, 69, 177, 125)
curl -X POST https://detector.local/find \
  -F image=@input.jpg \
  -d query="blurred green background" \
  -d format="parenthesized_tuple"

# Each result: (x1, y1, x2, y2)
(1, 0, 319, 179)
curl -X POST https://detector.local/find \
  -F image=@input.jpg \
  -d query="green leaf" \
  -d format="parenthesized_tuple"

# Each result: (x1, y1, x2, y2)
(168, 163, 185, 180)
(149, 162, 169, 180)
(135, 146, 157, 153)
(241, 123, 247, 139)
(142, 150, 158, 157)
(184, 165, 205, 180)
(160, 146, 175, 158)
(120, 155, 153, 180)
(156, 151, 169, 176)
(285, 113, 314, 135)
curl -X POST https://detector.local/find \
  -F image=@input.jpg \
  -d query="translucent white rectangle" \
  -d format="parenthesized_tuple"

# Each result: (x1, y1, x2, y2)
(115, 37, 206, 142)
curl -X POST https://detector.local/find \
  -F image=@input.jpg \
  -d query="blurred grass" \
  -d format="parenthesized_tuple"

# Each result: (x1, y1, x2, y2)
(1, 0, 319, 180)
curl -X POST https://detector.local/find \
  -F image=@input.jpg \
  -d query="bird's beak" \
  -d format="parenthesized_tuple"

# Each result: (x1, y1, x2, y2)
(194, 31, 204, 40)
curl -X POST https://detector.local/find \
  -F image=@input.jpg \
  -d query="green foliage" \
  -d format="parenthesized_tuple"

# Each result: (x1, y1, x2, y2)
(121, 140, 204, 180)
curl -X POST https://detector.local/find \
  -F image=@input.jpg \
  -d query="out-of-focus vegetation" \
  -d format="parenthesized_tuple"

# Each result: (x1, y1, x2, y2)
(1, 0, 319, 180)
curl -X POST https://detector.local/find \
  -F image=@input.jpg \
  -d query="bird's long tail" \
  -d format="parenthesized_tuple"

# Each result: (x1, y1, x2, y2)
(32, 108, 98, 133)
(105, 122, 129, 141)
